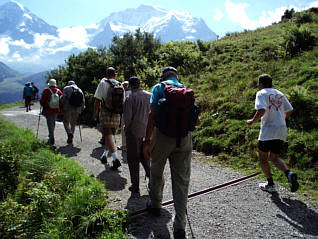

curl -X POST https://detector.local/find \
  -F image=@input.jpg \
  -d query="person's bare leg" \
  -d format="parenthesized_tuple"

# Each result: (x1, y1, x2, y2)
(258, 150, 271, 179)
(268, 152, 289, 172)
(105, 134, 116, 153)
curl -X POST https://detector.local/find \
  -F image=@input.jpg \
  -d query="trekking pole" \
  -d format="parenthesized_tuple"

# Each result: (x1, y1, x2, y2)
(78, 115, 82, 142)
(36, 107, 42, 138)
(186, 209, 196, 239)
(131, 172, 260, 217)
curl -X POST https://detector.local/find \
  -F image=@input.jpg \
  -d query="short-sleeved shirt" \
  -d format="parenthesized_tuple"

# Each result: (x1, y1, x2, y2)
(255, 88, 293, 141)
(150, 77, 183, 107)
(94, 78, 121, 130)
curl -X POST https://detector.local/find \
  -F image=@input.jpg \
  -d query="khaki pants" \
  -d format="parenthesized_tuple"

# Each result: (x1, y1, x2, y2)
(150, 128, 192, 231)
(63, 108, 79, 135)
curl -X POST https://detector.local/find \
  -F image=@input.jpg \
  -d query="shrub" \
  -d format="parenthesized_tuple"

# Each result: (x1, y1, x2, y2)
(282, 26, 316, 56)
(295, 12, 314, 25)
(287, 86, 318, 130)
(0, 143, 20, 200)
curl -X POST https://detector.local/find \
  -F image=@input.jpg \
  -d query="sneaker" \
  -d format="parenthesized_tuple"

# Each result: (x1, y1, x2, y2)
(173, 229, 186, 239)
(259, 182, 276, 193)
(288, 172, 299, 192)
(110, 159, 121, 170)
(128, 185, 140, 194)
(100, 151, 108, 164)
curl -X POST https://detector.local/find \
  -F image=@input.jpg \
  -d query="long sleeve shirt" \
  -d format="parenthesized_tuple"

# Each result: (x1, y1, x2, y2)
(123, 88, 151, 138)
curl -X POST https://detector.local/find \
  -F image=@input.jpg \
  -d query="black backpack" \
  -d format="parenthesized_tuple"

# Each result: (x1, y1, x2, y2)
(103, 79, 124, 114)
(155, 82, 200, 147)
(69, 87, 84, 107)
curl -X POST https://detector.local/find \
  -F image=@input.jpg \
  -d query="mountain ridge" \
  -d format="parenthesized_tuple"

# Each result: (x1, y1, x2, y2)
(0, 1, 217, 73)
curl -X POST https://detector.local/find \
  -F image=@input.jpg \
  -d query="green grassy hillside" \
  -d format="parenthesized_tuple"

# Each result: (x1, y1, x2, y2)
(0, 104, 128, 238)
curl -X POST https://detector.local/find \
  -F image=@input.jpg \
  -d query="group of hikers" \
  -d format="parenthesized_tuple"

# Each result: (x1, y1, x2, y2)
(32, 66, 299, 239)
(22, 82, 39, 112)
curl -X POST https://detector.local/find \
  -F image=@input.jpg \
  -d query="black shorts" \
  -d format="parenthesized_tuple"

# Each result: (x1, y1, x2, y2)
(258, 140, 284, 155)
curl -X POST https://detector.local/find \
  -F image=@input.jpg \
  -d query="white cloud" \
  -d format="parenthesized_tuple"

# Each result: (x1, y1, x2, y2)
(259, 7, 287, 27)
(0, 37, 10, 55)
(214, 9, 224, 22)
(224, 0, 316, 30)
(309, 1, 318, 7)
(10, 39, 32, 49)
(12, 52, 23, 62)
(57, 26, 89, 49)
(225, 0, 258, 29)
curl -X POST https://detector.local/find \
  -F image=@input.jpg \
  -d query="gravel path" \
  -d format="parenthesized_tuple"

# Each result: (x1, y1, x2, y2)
(1, 102, 318, 239)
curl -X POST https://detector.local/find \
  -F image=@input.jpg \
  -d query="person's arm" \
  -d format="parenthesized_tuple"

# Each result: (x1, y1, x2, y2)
(123, 96, 133, 132)
(285, 109, 293, 119)
(143, 106, 156, 161)
(93, 98, 101, 121)
(247, 109, 265, 126)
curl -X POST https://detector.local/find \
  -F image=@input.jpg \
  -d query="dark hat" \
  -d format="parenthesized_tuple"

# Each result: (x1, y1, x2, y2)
(128, 76, 140, 86)
(161, 66, 178, 79)
(106, 67, 116, 76)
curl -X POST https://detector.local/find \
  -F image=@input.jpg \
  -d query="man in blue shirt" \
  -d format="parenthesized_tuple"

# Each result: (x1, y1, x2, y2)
(144, 66, 192, 239)
(23, 82, 34, 112)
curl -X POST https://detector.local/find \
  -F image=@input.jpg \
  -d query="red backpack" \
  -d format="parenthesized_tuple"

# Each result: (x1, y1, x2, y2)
(155, 82, 200, 147)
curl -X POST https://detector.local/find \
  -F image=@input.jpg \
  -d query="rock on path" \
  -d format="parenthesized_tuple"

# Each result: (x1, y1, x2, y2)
(1, 102, 318, 239)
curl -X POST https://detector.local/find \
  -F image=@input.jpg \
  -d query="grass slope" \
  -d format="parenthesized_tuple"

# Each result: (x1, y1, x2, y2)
(0, 106, 128, 238)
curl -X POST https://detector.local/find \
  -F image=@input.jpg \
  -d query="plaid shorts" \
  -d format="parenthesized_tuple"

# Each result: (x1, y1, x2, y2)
(98, 109, 120, 135)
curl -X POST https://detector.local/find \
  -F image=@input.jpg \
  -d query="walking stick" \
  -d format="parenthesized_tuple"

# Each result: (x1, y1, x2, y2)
(36, 107, 42, 138)
(78, 115, 82, 142)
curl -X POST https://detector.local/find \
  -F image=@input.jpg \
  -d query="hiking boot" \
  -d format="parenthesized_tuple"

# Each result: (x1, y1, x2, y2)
(147, 201, 161, 217)
(100, 151, 108, 164)
(288, 172, 299, 192)
(110, 159, 121, 170)
(67, 133, 73, 144)
(173, 229, 186, 239)
(259, 182, 276, 193)
(128, 185, 140, 194)
(47, 138, 55, 145)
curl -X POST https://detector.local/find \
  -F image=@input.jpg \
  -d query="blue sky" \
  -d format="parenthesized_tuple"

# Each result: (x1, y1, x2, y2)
(2, 0, 318, 37)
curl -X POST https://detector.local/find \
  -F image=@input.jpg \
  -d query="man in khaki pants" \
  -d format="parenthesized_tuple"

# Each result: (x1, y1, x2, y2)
(143, 67, 195, 239)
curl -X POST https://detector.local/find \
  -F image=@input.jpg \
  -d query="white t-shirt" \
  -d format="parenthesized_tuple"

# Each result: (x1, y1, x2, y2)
(255, 88, 293, 141)
(94, 78, 110, 101)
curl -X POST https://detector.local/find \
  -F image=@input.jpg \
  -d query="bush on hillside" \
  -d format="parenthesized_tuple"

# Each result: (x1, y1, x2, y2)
(295, 12, 314, 25)
(282, 26, 316, 56)
(287, 86, 318, 131)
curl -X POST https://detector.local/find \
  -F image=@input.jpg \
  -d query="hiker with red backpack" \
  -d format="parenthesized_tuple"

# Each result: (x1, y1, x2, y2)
(93, 67, 124, 170)
(61, 81, 85, 144)
(143, 67, 200, 239)
(40, 79, 63, 145)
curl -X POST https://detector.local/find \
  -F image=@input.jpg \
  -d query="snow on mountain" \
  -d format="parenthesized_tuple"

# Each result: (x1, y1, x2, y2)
(0, 1, 217, 73)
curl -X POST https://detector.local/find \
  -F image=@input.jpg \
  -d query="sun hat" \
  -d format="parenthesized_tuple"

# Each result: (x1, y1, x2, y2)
(48, 79, 57, 87)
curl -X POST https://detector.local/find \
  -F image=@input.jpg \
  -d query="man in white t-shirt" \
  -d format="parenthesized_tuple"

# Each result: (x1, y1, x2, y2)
(247, 74, 299, 193)
(93, 67, 123, 170)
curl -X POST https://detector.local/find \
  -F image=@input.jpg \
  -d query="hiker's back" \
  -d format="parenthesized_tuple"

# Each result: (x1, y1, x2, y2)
(103, 78, 124, 114)
(155, 81, 200, 142)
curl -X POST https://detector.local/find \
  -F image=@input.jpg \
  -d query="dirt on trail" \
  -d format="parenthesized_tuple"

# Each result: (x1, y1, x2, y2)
(1, 102, 318, 239)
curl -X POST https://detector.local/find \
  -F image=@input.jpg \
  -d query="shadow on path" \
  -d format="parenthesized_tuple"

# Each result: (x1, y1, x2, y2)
(57, 144, 81, 157)
(97, 164, 127, 191)
(126, 194, 172, 239)
(271, 193, 318, 236)
(90, 146, 104, 160)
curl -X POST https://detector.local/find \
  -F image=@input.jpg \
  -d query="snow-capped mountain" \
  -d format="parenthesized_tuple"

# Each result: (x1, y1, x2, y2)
(0, 1, 217, 73)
